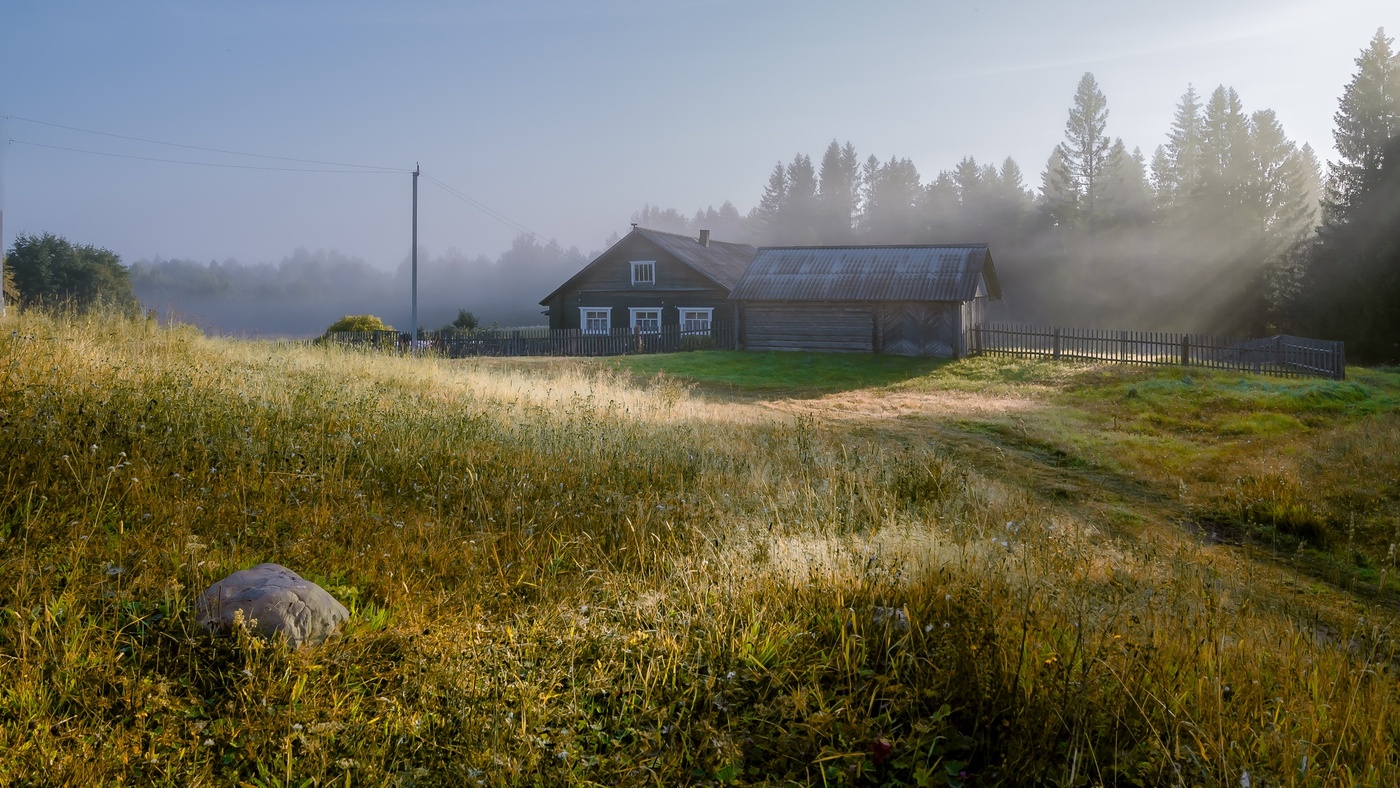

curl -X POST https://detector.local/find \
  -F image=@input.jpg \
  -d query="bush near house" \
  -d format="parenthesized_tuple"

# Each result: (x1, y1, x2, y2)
(323, 314, 394, 335)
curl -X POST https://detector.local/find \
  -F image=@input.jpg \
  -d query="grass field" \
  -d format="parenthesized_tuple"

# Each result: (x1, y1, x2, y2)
(3, 310, 1399, 785)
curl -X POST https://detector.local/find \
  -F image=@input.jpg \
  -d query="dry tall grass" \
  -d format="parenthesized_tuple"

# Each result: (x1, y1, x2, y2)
(1, 310, 1396, 785)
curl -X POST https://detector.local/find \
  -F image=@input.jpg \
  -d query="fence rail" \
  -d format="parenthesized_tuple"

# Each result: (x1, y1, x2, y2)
(971, 322, 1346, 380)
(328, 323, 736, 358)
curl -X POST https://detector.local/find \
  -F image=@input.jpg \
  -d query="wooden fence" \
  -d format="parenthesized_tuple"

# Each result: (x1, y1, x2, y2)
(970, 323, 1346, 380)
(328, 323, 736, 358)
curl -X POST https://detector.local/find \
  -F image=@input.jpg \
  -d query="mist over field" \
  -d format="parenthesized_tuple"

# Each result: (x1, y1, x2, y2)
(130, 236, 587, 336)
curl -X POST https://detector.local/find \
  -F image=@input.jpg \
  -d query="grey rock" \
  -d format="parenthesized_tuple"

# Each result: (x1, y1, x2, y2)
(872, 606, 910, 633)
(196, 563, 349, 648)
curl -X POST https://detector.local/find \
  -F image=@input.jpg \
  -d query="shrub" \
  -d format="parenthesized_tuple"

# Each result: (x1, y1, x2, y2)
(324, 314, 394, 335)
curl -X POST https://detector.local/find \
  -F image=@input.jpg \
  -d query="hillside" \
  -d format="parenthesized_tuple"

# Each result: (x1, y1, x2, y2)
(2, 311, 1398, 786)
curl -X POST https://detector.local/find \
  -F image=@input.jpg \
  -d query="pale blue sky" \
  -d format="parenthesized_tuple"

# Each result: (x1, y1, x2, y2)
(3, 0, 1396, 269)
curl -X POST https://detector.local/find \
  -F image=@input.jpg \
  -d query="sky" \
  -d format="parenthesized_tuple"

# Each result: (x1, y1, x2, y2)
(3, 0, 1397, 271)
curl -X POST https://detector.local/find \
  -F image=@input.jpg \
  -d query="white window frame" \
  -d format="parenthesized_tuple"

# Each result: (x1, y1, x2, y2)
(630, 260, 656, 285)
(628, 307, 662, 334)
(579, 306, 611, 334)
(677, 306, 713, 335)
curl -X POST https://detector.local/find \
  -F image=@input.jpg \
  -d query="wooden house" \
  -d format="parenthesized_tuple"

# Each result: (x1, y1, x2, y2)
(730, 245, 1001, 356)
(539, 227, 755, 335)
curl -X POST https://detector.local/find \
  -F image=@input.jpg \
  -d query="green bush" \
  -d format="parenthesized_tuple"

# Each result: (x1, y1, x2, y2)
(324, 314, 394, 335)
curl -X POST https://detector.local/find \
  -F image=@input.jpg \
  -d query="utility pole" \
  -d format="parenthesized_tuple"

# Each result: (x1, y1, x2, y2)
(411, 164, 419, 354)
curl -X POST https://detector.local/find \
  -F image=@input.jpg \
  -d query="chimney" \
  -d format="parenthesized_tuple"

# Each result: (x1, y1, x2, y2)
(630, 222, 638, 231)
(698, 229, 710, 247)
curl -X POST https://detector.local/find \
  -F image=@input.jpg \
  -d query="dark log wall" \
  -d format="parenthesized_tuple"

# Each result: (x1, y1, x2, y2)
(741, 302, 876, 353)
(741, 300, 968, 357)
(546, 234, 730, 330)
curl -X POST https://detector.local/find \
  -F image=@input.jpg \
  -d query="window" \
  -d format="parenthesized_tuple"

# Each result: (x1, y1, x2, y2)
(678, 307, 713, 334)
(580, 307, 610, 333)
(629, 307, 661, 334)
(631, 260, 655, 285)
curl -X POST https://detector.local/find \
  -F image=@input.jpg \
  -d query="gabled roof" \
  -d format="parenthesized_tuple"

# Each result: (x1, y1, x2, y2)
(539, 227, 756, 305)
(730, 244, 1001, 302)
(636, 228, 756, 290)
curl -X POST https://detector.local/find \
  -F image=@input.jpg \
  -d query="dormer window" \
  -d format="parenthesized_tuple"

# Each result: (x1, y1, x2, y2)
(631, 260, 655, 285)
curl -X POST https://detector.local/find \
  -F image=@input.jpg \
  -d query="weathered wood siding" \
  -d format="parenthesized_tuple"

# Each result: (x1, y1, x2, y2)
(741, 300, 968, 357)
(878, 302, 959, 356)
(741, 302, 876, 353)
(546, 234, 730, 330)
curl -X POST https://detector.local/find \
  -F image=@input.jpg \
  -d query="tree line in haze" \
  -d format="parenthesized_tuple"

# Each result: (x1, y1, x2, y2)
(7, 29, 1395, 357)
(127, 235, 583, 337)
(637, 28, 1398, 359)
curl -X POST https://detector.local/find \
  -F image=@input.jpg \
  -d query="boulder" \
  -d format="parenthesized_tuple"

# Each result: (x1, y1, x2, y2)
(196, 563, 349, 648)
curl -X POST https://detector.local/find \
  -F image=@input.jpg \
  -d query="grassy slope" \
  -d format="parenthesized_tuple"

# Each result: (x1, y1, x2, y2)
(2, 314, 1399, 786)
(616, 350, 1400, 580)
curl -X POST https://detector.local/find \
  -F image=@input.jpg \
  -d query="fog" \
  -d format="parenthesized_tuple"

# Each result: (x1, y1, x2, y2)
(122, 33, 1396, 346)
(131, 236, 587, 337)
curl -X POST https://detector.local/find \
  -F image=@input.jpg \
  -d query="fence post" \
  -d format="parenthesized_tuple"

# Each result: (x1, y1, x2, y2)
(1336, 341, 1346, 380)
(975, 323, 983, 355)
(1180, 335, 1190, 367)
(1053, 327, 1061, 360)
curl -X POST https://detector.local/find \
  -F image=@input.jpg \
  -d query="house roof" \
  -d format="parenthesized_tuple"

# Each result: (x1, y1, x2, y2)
(635, 228, 756, 290)
(729, 244, 1002, 303)
(539, 227, 756, 305)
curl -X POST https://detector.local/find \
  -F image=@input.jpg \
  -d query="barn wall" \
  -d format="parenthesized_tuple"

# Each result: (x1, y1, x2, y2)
(740, 301, 876, 352)
(741, 300, 971, 357)
(878, 301, 959, 357)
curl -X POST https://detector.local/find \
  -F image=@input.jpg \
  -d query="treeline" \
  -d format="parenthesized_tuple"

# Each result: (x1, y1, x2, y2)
(129, 235, 584, 336)
(641, 29, 1397, 358)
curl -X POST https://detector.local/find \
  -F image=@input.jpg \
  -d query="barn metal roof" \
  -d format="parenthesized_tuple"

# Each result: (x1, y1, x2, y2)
(730, 245, 1001, 303)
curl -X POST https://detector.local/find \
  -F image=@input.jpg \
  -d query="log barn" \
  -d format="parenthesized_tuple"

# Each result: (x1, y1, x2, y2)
(730, 245, 1001, 356)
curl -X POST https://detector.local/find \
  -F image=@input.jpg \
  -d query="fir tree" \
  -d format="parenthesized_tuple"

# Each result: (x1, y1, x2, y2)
(817, 140, 861, 242)
(1040, 148, 1078, 230)
(1100, 140, 1153, 230)
(1324, 27, 1400, 226)
(1153, 85, 1205, 211)
(1055, 72, 1112, 233)
(754, 162, 788, 241)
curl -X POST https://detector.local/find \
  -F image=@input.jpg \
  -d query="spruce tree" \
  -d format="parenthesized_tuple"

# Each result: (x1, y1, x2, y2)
(1324, 27, 1400, 226)
(1153, 85, 1205, 212)
(1040, 148, 1078, 230)
(817, 140, 860, 242)
(1055, 72, 1112, 234)
(1100, 140, 1153, 230)
(783, 153, 819, 243)
(754, 162, 788, 242)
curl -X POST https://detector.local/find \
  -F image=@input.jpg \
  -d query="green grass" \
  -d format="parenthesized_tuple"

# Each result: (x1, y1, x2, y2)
(3, 311, 1400, 786)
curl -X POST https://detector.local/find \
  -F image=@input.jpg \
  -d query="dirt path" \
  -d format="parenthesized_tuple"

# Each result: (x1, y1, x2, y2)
(764, 388, 1211, 541)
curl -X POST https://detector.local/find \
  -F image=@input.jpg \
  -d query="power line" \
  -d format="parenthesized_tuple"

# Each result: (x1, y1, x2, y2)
(421, 173, 589, 265)
(7, 115, 592, 263)
(9, 139, 402, 174)
(4, 114, 404, 172)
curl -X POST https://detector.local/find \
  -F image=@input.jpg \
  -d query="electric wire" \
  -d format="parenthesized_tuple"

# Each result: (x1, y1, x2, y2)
(421, 173, 590, 265)
(7, 116, 592, 262)
(8, 139, 403, 174)
(4, 114, 405, 172)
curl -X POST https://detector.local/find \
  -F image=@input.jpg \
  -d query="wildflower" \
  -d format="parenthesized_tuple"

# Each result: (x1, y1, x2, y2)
(203, 739, 214, 747)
